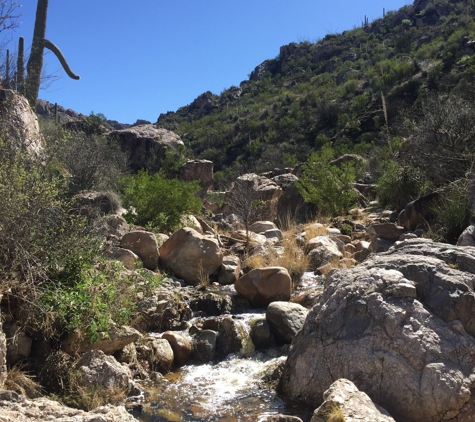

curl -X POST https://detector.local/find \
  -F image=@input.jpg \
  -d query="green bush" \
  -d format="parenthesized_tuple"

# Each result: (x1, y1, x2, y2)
(297, 144, 358, 216)
(122, 170, 202, 232)
(432, 179, 472, 244)
(376, 161, 430, 210)
(40, 260, 162, 342)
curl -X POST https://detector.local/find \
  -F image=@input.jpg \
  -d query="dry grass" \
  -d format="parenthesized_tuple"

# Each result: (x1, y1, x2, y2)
(4, 366, 42, 398)
(243, 228, 310, 282)
(197, 260, 210, 289)
(326, 405, 346, 422)
(304, 222, 328, 240)
(62, 370, 127, 411)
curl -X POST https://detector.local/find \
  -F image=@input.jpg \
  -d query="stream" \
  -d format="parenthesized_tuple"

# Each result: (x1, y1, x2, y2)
(129, 273, 322, 422)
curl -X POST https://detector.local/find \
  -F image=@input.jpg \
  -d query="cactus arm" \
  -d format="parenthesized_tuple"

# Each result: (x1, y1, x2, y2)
(40, 39, 80, 80)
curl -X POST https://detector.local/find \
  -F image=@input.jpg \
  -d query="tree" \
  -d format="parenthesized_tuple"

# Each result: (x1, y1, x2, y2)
(297, 144, 358, 216)
(225, 174, 264, 243)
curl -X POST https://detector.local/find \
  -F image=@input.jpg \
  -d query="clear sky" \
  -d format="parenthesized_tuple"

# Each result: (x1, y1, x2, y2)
(10, 0, 411, 124)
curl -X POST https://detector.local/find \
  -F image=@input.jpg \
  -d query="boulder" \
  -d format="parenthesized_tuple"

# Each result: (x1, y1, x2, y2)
(4, 323, 32, 365)
(179, 159, 214, 192)
(0, 89, 43, 155)
(457, 225, 475, 246)
(121, 230, 159, 270)
(250, 317, 276, 350)
(0, 389, 137, 421)
(397, 192, 440, 231)
(367, 223, 405, 242)
(192, 330, 218, 363)
(306, 236, 342, 268)
(369, 237, 394, 253)
(61, 325, 141, 356)
(75, 350, 131, 392)
(279, 239, 475, 421)
(137, 338, 174, 374)
(180, 215, 203, 233)
(310, 379, 395, 422)
(266, 302, 308, 344)
(218, 255, 241, 285)
(134, 294, 192, 332)
(190, 292, 232, 316)
(265, 228, 284, 242)
(108, 124, 184, 172)
(235, 267, 292, 308)
(250, 221, 278, 234)
(265, 415, 303, 422)
(105, 247, 142, 270)
(159, 228, 223, 285)
(162, 331, 191, 367)
(202, 316, 249, 360)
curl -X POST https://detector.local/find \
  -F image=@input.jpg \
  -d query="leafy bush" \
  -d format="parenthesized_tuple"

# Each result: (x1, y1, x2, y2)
(122, 170, 202, 232)
(40, 260, 162, 342)
(297, 144, 358, 216)
(376, 161, 430, 210)
(432, 179, 471, 244)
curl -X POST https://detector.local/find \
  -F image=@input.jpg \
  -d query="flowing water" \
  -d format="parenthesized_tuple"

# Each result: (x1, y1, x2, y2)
(131, 310, 314, 422)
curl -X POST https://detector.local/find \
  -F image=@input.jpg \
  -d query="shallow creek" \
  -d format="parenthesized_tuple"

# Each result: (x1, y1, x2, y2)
(132, 274, 322, 422)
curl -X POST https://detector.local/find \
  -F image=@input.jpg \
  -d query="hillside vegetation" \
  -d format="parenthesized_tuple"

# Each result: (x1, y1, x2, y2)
(157, 0, 475, 195)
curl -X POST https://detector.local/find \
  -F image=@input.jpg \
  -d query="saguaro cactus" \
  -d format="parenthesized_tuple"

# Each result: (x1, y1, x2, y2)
(17, 36, 24, 95)
(25, 0, 80, 108)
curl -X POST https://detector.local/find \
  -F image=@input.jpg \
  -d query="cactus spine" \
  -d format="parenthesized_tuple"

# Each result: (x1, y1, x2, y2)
(17, 37, 24, 95)
(25, 0, 80, 108)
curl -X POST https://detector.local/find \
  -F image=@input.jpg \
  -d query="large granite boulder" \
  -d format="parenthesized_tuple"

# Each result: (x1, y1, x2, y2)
(159, 228, 223, 285)
(279, 239, 475, 422)
(162, 331, 192, 367)
(0, 89, 43, 155)
(311, 379, 395, 422)
(108, 124, 184, 172)
(235, 267, 292, 308)
(121, 230, 159, 270)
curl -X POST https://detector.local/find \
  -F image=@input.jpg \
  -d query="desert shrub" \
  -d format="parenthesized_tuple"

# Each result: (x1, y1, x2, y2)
(376, 161, 430, 210)
(40, 118, 128, 192)
(297, 144, 358, 216)
(121, 170, 202, 233)
(0, 137, 98, 290)
(431, 178, 471, 244)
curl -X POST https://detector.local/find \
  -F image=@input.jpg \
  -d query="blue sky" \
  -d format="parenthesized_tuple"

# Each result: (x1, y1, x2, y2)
(11, 0, 410, 124)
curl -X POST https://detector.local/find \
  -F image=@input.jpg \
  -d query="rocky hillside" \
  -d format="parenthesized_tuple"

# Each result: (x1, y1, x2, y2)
(157, 0, 475, 178)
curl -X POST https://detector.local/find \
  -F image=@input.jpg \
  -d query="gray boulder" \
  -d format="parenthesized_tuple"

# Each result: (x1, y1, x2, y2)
(75, 350, 131, 392)
(279, 239, 475, 421)
(266, 302, 308, 344)
(311, 379, 395, 422)
(192, 330, 217, 363)
(457, 225, 475, 246)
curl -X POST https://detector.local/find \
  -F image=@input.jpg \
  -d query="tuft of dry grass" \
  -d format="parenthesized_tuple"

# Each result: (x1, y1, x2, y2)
(326, 405, 346, 422)
(304, 222, 328, 240)
(5, 366, 42, 398)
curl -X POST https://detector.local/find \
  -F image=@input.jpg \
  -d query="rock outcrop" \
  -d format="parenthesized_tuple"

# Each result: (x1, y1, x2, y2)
(279, 239, 475, 422)
(0, 89, 43, 155)
(0, 390, 137, 421)
(179, 159, 214, 192)
(108, 124, 184, 172)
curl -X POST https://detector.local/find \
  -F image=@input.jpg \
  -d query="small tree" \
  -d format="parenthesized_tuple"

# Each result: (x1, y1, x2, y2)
(225, 175, 263, 243)
(297, 144, 358, 216)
